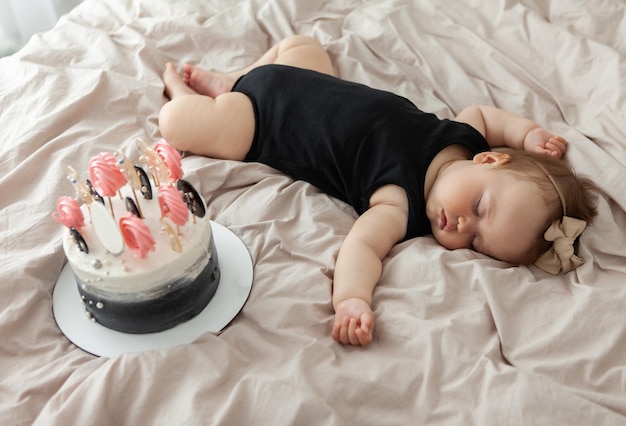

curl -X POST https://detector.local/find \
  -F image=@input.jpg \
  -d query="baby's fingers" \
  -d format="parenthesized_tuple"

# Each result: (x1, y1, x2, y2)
(335, 317, 363, 345)
(348, 318, 360, 345)
(548, 136, 567, 153)
(355, 312, 374, 345)
(549, 136, 568, 157)
(332, 316, 348, 343)
(355, 327, 373, 345)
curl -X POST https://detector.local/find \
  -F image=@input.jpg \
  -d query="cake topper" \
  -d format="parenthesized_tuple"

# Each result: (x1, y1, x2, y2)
(90, 201, 124, 256)
(53, 196, 85, 231)
(53, 196, 89, 254)
(115, 150, 144, 218)
(177, 179, 206, 219)
(160, 219, 182, 253)
(88, 153, 127, 217)
(158, 184, 189, 234)
(124, 196, 141, 218)
(134, 165, 153, 200)
(69, 227, 89, 254)
(154, 139, 183, 182)
(86, 179, 105, 205)
(57, 137, 203, 260)
(119, 212, 156, 258)
(65, 166, 92, 206)
(136, 138, 169, 187)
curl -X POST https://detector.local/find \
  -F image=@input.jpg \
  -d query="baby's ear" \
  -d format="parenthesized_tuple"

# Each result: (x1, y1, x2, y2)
(473, 151, 511, 166)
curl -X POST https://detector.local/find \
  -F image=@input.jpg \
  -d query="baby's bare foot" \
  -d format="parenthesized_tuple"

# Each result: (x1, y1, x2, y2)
(163, 63, 197, 99)
(182, 64, 235, 98)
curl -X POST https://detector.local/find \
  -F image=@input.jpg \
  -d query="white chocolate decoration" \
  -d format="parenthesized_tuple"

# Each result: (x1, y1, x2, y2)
(90, 201, 125, 255)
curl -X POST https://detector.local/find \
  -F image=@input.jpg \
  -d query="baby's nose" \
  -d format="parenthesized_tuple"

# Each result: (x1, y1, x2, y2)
(457, 216, 473, 234)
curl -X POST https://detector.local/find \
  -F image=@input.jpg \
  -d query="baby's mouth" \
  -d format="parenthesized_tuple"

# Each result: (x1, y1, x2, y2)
(439, 209, 447, 230)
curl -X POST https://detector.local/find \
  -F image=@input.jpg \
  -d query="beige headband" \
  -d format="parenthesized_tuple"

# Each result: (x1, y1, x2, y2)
(533, 163, 587, 274)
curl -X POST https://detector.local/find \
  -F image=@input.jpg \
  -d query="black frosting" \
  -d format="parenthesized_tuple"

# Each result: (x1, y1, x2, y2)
(75, 238, 220, 334)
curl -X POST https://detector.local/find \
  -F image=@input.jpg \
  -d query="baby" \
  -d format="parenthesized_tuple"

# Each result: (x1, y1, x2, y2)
(159, 35, 598, 346)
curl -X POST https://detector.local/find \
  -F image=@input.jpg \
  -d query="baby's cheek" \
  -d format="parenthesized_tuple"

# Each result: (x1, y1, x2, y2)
(433, 232, 467, 250)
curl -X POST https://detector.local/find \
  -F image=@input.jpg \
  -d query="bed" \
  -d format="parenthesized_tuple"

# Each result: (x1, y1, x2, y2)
(2, 0, 625, 424)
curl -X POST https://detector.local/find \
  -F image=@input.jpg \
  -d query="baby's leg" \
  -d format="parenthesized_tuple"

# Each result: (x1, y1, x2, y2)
(242, 34, 336, 77)
(175, 35, 336, 99)
(160, 35, 333, 158)
(160, 65, 254, 160)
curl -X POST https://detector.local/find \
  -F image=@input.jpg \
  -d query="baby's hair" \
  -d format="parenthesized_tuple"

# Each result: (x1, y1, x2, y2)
(499, 151, 600, 265)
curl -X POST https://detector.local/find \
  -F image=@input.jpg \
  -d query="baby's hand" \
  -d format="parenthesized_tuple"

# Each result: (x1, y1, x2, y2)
(523, 127, 568, 159)
(332, 298, 375, 346)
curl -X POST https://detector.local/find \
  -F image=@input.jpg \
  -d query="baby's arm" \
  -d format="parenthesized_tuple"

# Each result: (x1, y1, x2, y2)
(454, 105, 568, 158)
(332, 184, 408, 346)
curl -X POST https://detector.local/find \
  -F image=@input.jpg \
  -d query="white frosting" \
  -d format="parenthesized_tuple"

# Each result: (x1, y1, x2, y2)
(63, 183, 213, 302)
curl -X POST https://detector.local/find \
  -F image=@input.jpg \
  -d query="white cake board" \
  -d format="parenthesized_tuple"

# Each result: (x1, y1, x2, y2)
(52, 221, 253, 358)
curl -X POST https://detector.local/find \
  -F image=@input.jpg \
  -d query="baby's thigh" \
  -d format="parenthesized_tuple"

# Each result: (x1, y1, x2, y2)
(160, 93, 255, 161)
(210, 92, 256, 160)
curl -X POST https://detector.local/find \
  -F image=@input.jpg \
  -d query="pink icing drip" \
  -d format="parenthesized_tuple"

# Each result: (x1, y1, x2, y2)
(154, 139, 183, 182)
(88, 152, 127, 197)
(158, 185, 189, 226)
(53, 196, 85, 230)
(118, 212, 156, 258)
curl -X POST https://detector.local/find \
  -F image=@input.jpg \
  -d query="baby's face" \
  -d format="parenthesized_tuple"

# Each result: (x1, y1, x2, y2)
(425, 158, 550, 264)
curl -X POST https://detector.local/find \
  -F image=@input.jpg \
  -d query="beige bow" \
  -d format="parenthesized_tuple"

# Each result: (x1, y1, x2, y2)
(534, 216, 587, 274)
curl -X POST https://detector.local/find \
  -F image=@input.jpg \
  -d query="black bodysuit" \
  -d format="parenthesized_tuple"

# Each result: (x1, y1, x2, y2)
(232, 65, 490, 240)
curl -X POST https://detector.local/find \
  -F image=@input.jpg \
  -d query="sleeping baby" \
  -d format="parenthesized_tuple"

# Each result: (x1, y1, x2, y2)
(158, 35, 599, 346)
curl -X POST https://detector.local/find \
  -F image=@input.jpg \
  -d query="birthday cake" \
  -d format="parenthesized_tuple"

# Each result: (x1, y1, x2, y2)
(54, 138, 220, 334)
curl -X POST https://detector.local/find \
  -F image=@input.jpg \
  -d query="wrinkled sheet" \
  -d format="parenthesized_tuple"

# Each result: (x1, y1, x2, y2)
(1, 0, 625, 424)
